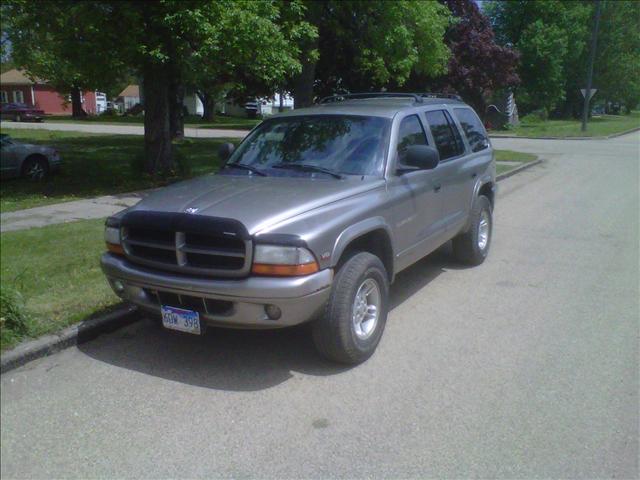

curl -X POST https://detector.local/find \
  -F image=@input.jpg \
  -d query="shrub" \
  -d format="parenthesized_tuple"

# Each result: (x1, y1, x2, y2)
(521, 108, 549, 123)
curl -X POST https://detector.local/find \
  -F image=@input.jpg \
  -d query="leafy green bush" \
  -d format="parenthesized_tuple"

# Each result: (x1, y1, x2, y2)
(0, 286, 32, 349)
(521, 109, 549, 123)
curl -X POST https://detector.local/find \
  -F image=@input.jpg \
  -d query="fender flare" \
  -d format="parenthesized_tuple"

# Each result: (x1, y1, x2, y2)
(330, 217, 395, 277)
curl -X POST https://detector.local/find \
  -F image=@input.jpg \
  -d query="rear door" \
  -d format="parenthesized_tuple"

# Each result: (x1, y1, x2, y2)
(423, 109, 470, 235)
(388, 113, 447, 271)
(451, 107, 493, 216)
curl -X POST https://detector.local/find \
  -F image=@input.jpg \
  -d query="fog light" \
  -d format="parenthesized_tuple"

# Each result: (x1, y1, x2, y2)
(112, 280, 125, 294)
(265, 304, 282, 320)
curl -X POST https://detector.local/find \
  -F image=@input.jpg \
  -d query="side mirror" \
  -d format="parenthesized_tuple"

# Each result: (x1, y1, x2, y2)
(397, 145, 439, 173)
(218, 142, 235, 162)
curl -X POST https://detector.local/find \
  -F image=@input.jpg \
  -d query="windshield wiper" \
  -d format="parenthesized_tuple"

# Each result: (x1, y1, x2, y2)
(224, 162, 267, 176)
(272, 163, 343, 179)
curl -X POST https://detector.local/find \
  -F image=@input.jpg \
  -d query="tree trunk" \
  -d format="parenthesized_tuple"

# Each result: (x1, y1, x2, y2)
(70, 86, 87, 118)
(291, 2, 321, 108)
(278, 90, 284, 112)
(142, 62, 172, 174)
(198, 91, 216, 121)
(169, 74, 185, 139)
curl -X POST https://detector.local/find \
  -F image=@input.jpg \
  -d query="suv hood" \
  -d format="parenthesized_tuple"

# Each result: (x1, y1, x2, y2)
(128, 174, 384, 234)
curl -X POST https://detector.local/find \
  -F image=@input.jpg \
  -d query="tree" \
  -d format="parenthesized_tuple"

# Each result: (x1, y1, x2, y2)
(5, 0, 126, 117)
(402, 0, 519, 116)
(5, 0, 314, 173)
(593, 0, 640, 113)
(290, 0, 451, 107)
(487, 0, 592, 115)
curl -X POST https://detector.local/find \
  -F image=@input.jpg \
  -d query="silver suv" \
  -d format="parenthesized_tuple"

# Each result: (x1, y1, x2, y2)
(101, 93, 495, 364)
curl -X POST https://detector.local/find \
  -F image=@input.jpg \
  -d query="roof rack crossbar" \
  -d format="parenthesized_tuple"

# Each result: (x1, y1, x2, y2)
(319, 92, 424, 104)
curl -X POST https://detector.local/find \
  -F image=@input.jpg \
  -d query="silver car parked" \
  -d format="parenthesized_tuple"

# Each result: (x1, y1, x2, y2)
(0, 134, 62, 179)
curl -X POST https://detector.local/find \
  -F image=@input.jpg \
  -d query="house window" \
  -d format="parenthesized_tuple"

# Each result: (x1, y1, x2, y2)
(0, 91, 7, 103)
(13, 90, 24, 104)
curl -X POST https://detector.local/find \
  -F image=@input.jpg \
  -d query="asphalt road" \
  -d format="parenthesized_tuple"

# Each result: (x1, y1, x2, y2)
(1, 133, 638, 479)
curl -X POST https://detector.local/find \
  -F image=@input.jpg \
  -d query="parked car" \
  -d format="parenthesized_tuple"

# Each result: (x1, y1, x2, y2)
(0, 134, 62, 179)
(0, 102, 45, 122)
(101, 92, 495, 364)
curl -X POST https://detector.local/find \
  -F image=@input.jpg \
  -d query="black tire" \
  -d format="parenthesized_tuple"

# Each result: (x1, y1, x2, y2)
(21, 156, 49, 180)
(452, 195, 493, 265)
(312, 252, 389, 364)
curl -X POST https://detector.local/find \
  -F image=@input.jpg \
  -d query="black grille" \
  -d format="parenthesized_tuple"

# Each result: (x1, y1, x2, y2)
(120, 211, 252, 277)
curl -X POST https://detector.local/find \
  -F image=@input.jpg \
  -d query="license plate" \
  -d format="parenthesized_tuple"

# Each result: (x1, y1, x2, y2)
(161, 305, 201, 335)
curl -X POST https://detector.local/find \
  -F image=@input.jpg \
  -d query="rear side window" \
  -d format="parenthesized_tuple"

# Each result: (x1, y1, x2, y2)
(454, 108, 489, 152)
(425, 110, 464, 160)
(396, 114, 427, 164)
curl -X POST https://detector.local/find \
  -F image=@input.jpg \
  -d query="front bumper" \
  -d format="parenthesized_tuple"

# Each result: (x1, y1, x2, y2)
(101, 253, 333, 329)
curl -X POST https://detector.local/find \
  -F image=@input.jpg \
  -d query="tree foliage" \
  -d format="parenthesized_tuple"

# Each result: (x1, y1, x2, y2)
(292, 0, 451, 106)
(487, 0, 640, 116)
(487, 0, 592, 115)
(402, 0, 519, 116)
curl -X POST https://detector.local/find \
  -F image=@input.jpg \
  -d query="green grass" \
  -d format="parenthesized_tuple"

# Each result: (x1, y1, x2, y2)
(45, 114, 261, 130)
(0, 218, 118, 350)
(491, 111, 640, 138)
(0, 129, 238, 212)
(494, 149, 538, 175)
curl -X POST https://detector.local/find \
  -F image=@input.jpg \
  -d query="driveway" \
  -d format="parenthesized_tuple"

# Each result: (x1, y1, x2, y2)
(0, 120, 249, 139)
(1, 133, 638, 479)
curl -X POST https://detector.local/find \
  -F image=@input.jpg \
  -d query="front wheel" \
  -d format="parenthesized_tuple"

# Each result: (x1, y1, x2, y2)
(452, 195, 493, 265)
(312, 252, 389, 364)
(21, 156, 49, 180)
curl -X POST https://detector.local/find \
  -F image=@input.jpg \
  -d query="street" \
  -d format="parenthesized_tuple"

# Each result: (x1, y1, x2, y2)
(1, 133, 638, 478)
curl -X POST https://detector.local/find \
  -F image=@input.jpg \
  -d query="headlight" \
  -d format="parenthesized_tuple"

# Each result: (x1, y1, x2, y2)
(252, 244, 319, 276)
(104, 217, 124, 255)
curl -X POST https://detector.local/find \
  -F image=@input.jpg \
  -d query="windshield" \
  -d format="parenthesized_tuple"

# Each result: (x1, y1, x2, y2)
(224, 115, 390, 177)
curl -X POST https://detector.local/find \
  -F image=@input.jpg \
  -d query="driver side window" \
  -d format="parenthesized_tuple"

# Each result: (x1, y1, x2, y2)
(396, 115, 427, 164)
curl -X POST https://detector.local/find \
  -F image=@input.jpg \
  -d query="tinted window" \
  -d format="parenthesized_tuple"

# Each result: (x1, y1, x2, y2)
(425, 110, 464, 160)
(225, 115, 391, 177)
(396, 115, 427, 164)
(454, 108, 489, 152)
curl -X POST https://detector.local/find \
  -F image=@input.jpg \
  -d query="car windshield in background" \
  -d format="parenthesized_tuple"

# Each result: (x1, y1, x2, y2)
(225, 115, 390, 177)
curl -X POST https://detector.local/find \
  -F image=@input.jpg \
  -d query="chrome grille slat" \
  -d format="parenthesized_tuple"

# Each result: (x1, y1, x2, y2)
(180, 245, 245, 257)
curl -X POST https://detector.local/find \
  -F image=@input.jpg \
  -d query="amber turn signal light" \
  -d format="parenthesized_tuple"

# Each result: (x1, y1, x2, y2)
(251, 261, 319, 277)
(106, 242, 125, 255)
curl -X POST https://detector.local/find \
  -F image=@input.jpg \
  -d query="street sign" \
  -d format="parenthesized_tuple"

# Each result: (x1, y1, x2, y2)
(581, 88, 597, 101)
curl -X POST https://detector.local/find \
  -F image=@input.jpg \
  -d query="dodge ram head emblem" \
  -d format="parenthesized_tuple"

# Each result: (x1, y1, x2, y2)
(185, 207, 199, 214)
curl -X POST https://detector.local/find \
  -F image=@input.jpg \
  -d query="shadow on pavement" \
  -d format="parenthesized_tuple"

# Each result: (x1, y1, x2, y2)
(79, 245, 461, 391)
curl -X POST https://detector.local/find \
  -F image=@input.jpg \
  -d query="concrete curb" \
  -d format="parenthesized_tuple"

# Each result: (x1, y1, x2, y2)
(496, 158, 544, 182)
(0, 156, 543, 375)
(1, 304, 138, 374)
(490, 126, 639, 141)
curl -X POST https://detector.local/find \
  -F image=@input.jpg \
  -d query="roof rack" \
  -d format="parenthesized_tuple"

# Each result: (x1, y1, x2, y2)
(419, 92, 463, 101)
(318, 92, 463, 104)
(319, 92, 424, 104)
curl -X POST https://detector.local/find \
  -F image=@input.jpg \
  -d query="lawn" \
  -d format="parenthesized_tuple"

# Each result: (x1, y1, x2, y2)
(0, 129, 238, 212)
(45, 114, 261, 130)
(494, 149, 538, 175)
(491, 111, 640, 138)
(0, 218, 117, 350)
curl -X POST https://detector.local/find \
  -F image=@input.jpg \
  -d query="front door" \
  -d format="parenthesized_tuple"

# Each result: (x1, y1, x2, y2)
(388, 114, 447, 272)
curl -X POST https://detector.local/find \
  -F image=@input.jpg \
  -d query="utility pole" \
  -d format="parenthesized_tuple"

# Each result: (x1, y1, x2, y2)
(581, 0, 602, 132)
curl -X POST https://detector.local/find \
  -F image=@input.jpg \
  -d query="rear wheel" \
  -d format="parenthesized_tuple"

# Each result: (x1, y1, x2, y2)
(452, 195, 492, 265)
(312, 252, 389, 364)
(21, 156, 49, 180)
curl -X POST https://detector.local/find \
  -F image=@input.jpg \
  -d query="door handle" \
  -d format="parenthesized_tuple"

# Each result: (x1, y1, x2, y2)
(434, 183, 442, 192)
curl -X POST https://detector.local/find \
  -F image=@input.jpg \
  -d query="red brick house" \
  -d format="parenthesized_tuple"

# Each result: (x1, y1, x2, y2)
(0, 69, 97, 115)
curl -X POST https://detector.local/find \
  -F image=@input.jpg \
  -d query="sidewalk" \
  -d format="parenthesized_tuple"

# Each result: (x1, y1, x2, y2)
(0, 191, 150, 233)
(0, 121, 249, 139)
